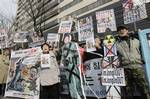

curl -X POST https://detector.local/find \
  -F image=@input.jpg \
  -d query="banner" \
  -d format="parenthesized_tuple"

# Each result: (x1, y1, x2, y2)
(47, 33, 59, 48)
(138, 29, 150, 91)
(58, 21, 73, 33)
(96, 9, 117, 33)
(123, 0, 147, 24)
(84, 58, 106, 98)
(14, 32, 28, 43)
(61, 42, 86, 99)
(60, 58, 106, 98)
(78, 16, 94, 41)
(101, 68, 126, 86)
(86, 37, 96, 52)
(5, 48, 41, 99)
(0, 29, 8, 49)
(147, 33, 150, 48)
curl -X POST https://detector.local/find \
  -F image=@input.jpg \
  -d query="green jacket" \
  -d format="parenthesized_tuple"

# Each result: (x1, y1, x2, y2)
(116, 38, 143, 68)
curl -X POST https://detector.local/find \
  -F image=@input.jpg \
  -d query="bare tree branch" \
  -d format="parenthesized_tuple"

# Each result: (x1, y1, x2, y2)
(17, 0, 46, 32)
(19, 0, 34, 19)
(27, 0, 36, 19)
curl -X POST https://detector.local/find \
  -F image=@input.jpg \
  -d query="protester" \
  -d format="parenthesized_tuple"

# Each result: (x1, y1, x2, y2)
(40, 43, 60, 99)
(0, 48, 11, 96)
(83, 37, 103, 62)
(116, 26, 149, 99)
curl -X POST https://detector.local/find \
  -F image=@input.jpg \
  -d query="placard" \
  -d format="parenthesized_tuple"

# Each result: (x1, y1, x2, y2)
(96, 9, 117, 33)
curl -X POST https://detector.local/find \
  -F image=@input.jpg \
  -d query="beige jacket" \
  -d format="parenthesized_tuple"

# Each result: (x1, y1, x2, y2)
(40, 51, 60, 86)
(0, 55, 10, 84)
(116, 38, 143, 67)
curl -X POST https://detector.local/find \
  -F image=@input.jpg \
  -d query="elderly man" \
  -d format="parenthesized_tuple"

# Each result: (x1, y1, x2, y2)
(116, 26, 149, 99)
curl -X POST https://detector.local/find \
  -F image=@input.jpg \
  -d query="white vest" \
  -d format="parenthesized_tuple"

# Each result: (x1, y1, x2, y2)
(40, 51, 60, 86)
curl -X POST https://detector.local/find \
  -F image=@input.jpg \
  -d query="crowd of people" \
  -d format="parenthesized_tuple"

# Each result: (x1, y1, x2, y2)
(0, 26, 149, 99)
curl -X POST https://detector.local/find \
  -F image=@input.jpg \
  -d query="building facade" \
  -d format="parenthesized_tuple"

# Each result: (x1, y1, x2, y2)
(16, 0, 119, 32)
(16, 0, 150, 34)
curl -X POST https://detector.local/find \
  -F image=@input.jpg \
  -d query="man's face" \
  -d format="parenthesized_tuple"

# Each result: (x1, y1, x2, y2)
(118, 29, 128, 37)
(64, 35, 71, 44)
(95, 38, 101, 44)
(42, 45, 50, 53)
(30, 68, 37, 78)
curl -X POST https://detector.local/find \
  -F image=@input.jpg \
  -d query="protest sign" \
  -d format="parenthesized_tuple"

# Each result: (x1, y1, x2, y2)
(138, 29, 150, 91)
(84, 58, 106, 98)
(96, 9, 117, 33)
(29, 40, 45, 48)
(122, 0, 134, 12)
(30, 32, 42, 42)
(61, 42, 86, 99)
(29, 32, 45, 47)
(86, 37, 96, 52)
(30, 31, 44, 41)
(60, 58, 106, 98)
(14, 32, 28, 43)
(58, 20, 73, 33)
(47, 33, 59, 48)
(5, 47, 41, 99)
(41, 54, 50, 69)
(102, 34, 122, 99)
(122, 0, 147, 24)
(78, 16, 94, 41)
(101, 68, 125, 86)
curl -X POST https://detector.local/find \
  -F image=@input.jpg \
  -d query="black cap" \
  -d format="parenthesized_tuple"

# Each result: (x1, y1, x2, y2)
(117, 26, 128, 32)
